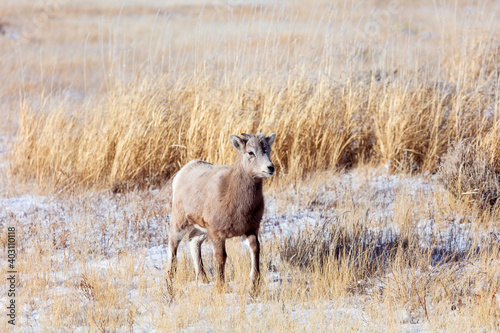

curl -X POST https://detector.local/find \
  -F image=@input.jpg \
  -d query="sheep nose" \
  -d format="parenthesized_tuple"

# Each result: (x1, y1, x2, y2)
(267, 165, 275, 173)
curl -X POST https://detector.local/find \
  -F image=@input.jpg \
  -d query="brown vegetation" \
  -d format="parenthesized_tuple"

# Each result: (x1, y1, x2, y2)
(5, 1, 500, 192)
(438, 140, 500, 208)
(2, 0, 500, 331)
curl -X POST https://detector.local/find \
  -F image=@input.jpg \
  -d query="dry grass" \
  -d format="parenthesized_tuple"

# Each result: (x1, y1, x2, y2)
(438, 139, 500, 208)
(5, 0, 500, 191)
(2, 169, 500, 331)
(2, 0, 500, 331)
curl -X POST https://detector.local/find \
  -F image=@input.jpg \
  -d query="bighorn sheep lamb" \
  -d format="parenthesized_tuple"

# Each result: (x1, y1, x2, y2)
(167, 132, 276, 288)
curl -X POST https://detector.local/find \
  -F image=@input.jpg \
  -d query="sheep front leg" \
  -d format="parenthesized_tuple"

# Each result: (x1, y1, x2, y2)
(212, 237, 227, 290)
(246, 233, 260, 288)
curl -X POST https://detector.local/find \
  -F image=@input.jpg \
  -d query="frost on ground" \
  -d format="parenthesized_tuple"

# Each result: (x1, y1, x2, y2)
(1, 168, 499, 331)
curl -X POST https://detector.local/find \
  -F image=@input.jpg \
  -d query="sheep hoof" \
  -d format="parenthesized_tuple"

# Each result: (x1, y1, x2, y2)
(197, 273, 209, 284)
(215, 281, 228, 294)
(250, 279, 261, 296)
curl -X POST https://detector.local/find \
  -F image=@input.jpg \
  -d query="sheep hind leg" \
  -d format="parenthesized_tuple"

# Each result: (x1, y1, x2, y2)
(188, 227, 209, 283)
(166, 225, 190, 280)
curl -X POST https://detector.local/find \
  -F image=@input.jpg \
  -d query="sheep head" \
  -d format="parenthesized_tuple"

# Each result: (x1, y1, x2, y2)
(229, 132, 276, 178)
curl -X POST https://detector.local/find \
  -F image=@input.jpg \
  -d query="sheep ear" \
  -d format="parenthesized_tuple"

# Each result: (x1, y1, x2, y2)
(266, 133, 276, 147)
(230, 135, 246, 152)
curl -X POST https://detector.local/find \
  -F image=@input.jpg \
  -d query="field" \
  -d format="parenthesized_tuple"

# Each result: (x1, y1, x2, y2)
(1, 0, 500, 331)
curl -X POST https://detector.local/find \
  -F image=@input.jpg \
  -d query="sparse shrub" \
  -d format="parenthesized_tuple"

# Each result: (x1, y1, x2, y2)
(278, 219, 336, 269)
(437, 140, 500, 207)
(481, 123, 500, 173)
(277, 217, 405, 276)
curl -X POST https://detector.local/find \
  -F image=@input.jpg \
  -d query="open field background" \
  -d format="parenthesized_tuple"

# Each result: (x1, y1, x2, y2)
(1, 0, 500, 331)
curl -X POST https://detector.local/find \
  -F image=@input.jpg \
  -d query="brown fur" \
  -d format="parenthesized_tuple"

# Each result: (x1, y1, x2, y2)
(166, 132, 276, 288)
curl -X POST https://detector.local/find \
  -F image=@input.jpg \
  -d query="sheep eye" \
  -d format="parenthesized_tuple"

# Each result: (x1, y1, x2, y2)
(248, 151, 255, 157)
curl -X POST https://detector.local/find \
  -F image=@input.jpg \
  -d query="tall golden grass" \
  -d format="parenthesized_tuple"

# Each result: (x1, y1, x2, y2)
(7, 1, 500, 191)
(11, 60, 500, 191)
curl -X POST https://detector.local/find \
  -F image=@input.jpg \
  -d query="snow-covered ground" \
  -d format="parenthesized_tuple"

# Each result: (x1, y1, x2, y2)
(1, 167, 499, 331)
